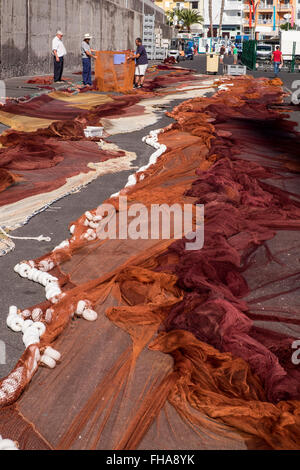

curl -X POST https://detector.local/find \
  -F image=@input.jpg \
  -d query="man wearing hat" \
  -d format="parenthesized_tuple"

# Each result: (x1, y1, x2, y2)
(81, 34, 97, 86)
(52, 30, 67, 83)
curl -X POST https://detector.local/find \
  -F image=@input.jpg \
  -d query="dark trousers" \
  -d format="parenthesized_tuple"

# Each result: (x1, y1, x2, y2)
(82, 58, 92, 85)
(54, 56, 64, 82)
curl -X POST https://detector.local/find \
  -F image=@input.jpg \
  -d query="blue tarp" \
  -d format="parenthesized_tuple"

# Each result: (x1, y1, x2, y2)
(113, 54, 126, 65)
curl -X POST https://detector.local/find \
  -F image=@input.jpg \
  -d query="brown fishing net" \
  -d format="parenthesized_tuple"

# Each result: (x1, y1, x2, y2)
(95, 51, 135, 93)
(1, 75, 300, 450)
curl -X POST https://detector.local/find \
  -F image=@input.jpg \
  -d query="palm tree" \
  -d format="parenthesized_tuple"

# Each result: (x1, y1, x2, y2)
(208, 0, 213, 38)
(179, 9, 203, 33)
(219, 0, 225, 38)
(166, 8, 181, 27)
(280, 22, 296, 31)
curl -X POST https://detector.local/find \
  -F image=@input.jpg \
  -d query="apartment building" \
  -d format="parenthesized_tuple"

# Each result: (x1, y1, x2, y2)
(242, 0, 297, 37)
(203, 0, 243, 38)
(154, 0, 204, 33)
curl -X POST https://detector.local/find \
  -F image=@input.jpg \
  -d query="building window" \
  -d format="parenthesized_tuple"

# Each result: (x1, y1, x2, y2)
(258, 13, 273, 23)
(191, 1, 198, 8)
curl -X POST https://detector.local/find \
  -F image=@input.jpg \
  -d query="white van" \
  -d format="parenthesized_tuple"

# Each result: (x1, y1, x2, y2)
(256, 43, 273, 61)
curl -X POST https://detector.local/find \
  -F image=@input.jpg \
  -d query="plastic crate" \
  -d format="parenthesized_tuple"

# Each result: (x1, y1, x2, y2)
(145, 48, 156, 60)
(144, 20, 155, 26)
(223, 64, 247, 76)
(84, 126, 104, 138)
(143, 33, 155, 39)
(143, 39, 155, 46)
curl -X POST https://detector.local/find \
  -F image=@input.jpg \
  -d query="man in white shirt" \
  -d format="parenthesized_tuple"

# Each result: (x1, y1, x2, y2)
(52, 30, 67, 83)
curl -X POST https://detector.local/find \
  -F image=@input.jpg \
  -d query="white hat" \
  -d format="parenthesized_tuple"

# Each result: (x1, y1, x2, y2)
(84, 33, 92, 40)
(56, 30, 63, 35)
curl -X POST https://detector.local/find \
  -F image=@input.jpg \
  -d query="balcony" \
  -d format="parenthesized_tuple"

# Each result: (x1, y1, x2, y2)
(225, 1, 243, 11)
(257, 18, 273, 24)
(278, 3, 292, 9)
(223, 15, 243, 25)
(258, 3, 274, 10)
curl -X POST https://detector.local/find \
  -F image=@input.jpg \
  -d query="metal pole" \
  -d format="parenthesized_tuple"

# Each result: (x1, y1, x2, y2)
(291, 40, 296, 72)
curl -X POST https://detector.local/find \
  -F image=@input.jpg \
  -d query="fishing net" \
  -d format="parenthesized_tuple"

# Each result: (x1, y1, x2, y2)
(0, 75, 300, 450)
(95, 51, 136, 93)
(0, 66, 202, 235)
(0, 92, 143, 211)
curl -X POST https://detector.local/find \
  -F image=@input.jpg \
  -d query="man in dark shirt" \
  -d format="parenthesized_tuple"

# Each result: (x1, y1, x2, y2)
(131, 38, 148, 88)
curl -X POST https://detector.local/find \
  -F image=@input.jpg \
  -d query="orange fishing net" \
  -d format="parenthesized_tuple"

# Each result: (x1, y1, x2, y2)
(1, 76, 300, 450)
(95, 51, 135, 93)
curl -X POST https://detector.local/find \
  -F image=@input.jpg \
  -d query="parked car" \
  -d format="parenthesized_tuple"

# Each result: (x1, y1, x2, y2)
(168, 49, 180, 62)
(256, 43, 273, 61)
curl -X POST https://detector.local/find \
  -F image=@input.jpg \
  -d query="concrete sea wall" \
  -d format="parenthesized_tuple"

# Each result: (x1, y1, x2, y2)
(0, 0, 171, 78)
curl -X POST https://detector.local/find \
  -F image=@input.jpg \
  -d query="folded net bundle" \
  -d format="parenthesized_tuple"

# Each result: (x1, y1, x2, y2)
(0, 76, 300, 450)
(95, 51, 136, 93)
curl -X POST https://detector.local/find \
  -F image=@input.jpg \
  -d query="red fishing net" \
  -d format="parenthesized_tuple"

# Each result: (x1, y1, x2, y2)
(0, 66, 197, 207)
(0, 94, 142, 205)
(0, 75, 300, 450)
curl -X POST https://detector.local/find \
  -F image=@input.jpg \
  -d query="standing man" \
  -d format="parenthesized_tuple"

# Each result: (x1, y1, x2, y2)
(233, 44, 238, 64)
(131, 38, 148, 89)
(81, 33, 97, 86)
(272, 46, 283, 77)
(219, 45, 225, 64)
(52, 30, 67, 83)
